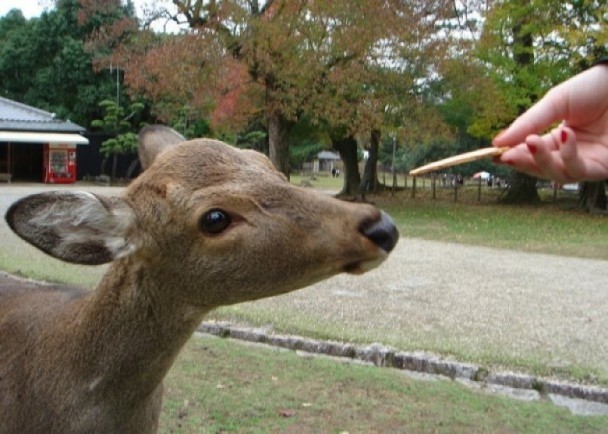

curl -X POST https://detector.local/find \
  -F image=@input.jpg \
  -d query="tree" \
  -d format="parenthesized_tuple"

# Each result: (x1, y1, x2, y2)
(0, 11, 39, 101)
(0, 0, 140, 128)
(358, 129, 381, 200)
(107, 0, 452, 188)
(471, 0, 608, 204)
(284, 116, 326, 168)
(299, 1, 452, 196)
(0, 9, 26, 40)
(91, 99, 144, 184)
(106, 1, 308, 177)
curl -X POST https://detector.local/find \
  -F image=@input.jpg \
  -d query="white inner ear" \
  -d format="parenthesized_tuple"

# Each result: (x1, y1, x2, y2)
(31, 192, 137, 260)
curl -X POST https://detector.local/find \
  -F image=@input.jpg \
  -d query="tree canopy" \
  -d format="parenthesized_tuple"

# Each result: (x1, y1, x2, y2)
(96, 0, 455, 186)
(0, 0, 140, 127)
(1, 0, 606, 203)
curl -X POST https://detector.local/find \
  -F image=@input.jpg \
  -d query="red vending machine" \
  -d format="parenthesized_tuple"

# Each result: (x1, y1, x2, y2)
(43, 143, 77, 184)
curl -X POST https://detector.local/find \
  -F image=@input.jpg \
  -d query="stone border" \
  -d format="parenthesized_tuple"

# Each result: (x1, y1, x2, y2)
(198, 321, 608, 405)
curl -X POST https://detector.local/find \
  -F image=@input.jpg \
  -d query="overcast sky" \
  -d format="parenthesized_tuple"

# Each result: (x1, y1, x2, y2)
(0, 1, 49, 19)
(0, 1, 169, 21)
(0, 1, 154, 19)
(0, 0, 183, 33)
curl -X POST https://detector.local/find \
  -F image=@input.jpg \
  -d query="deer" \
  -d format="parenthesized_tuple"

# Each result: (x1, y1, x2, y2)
(1, 125, 399, 433)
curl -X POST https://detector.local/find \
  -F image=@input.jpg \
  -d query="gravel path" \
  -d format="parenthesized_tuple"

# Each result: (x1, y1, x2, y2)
(233, 237, 608, 380)
(2, 184, 607, 383)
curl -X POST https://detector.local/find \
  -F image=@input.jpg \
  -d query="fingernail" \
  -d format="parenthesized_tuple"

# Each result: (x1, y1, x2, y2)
(504, 159, 515, 166)
(561, 130, 568, 143)
(527, 143, 538, 155)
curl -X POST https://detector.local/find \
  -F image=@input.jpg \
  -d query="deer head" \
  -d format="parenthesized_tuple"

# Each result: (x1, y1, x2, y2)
(2, 127, 398, 432)
(8, 138, 398, 307)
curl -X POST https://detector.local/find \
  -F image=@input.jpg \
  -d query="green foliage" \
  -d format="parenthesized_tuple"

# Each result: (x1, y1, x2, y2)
(0, 0, 139, 127)
(2, 0, 606, 188)
(235, 130, 267, 150)
(92, 99, 143, 158)
(471, 0, 608, 138)
(167, 106, 213, 140)
(0, 9, 26, 39)
(386, 140, 450, 173)
(98, 133, 138, 159)
(287, 116, 330, 167)
(0, 13, 36, 100)
(289, 140, 324, 168)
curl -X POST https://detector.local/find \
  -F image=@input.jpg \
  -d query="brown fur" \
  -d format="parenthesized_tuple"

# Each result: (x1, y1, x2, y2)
(1, 127, 398, 433)
(138, 124, 185, 171)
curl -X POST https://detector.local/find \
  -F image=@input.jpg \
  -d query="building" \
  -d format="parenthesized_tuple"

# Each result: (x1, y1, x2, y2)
(317, 150, 342, 172)
(0, 97, 89, 183)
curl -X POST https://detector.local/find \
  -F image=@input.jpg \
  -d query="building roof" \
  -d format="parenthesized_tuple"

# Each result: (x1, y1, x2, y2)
(0, 97, 86, 133)
(317, 151, 341, 160)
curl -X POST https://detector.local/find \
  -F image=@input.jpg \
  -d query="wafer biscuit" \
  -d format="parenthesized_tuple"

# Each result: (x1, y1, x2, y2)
(409, 147, 509, 176)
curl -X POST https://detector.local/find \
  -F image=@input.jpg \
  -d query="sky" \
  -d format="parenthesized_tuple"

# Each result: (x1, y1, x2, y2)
(0, 1, 171, 22)
(0, 0, 182, 32)
(0, 0, 50, 19)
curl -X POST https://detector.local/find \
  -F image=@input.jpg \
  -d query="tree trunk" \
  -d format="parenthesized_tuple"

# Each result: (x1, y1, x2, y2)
(332, 135, 361, 196)
(579, 181, 607, 212)
(267, 112, 293, 179)
(110, 154, 118, 186)
(358, 129, 380, 200)
(501, 172, 540, 204)
(501, 13, 539, 205)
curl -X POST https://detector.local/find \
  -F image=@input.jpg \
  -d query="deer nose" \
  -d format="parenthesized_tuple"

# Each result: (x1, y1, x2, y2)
(360, 210, 399, 253)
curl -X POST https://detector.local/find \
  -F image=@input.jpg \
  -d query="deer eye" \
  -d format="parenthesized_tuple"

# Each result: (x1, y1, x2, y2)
(199, 209, 231, 235)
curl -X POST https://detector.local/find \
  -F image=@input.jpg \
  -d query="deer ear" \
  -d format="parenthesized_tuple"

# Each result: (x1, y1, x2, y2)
(5, 191, 137, 265)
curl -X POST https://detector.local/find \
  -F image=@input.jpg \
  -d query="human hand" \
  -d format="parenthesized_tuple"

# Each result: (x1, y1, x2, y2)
(492, 64, 608, 183)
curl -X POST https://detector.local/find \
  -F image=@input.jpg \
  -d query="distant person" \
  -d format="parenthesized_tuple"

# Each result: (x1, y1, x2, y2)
(493, 61, 608, 184)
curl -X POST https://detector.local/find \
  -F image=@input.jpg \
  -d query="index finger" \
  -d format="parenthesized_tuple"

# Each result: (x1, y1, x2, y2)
(493, 87, 567, 148)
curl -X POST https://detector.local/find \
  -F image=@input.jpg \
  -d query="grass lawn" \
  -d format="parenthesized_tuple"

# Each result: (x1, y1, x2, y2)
(292, 173, 608, 260)
(159, 335, 608, 433)
(379, 192, 608, 260)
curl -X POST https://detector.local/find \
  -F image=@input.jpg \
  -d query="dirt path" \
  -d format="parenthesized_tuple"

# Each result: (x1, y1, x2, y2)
(237, 237, 608, 380)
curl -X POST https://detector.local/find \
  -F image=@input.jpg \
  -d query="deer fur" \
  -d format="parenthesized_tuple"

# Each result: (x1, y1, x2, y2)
(138, 124, 186, 170)
(1, 126, 398, 433)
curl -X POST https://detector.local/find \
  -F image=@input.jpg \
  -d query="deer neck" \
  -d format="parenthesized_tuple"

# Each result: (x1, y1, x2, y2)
(73, 257, 210, 400)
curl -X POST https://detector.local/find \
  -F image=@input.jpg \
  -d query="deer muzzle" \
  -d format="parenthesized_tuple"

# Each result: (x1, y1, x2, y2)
(342, 210, 399, 275)
(360, 210, 399, 254)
